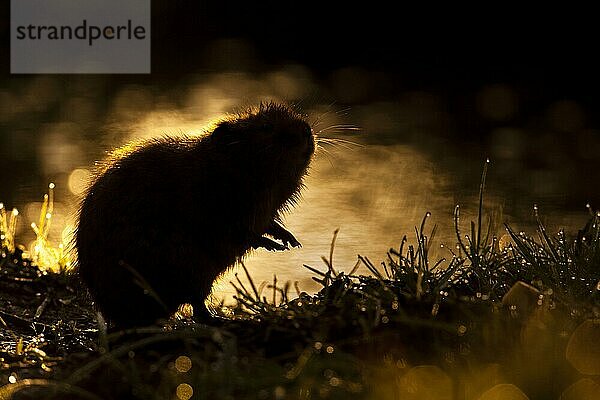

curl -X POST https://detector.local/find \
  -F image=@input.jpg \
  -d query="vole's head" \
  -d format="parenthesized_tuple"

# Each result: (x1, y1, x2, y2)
(209, 102, 314, 209)
(211, 102, 315, 180)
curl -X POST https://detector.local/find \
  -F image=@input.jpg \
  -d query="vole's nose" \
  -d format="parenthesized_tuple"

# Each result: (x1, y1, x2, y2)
(300, 122, 312, 138)
(304, 125, 315, 152)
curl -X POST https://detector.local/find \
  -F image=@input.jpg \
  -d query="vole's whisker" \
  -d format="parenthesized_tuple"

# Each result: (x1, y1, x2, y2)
(317, 137, 363, 149)
(327, 138, 363, 147)
(316, 139, 343, 149)
(315, 142, 326, 152)
(315, 144, 335, 167)
(311, 115, 327, 129)
(317, 137, 357, 144)
(316, 140, 356, 152)
(310, 101, 354, 127)
(310, 103, 336, 127)
(319, 142, 355, 151)
(317, 125, 361, 134)
(335, 106, 352, 116)
(319, 124, 360, 130)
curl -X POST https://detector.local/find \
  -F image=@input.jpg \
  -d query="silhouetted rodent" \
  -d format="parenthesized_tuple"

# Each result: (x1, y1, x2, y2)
(76, 103, 315, 327)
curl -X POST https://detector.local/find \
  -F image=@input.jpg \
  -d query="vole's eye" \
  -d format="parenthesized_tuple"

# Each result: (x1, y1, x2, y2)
(211, 123, 241, 145)
(212, 123, 231, 138)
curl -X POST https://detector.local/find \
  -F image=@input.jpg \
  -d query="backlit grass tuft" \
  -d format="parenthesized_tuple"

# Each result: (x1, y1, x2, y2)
(0, 167, 599, 399)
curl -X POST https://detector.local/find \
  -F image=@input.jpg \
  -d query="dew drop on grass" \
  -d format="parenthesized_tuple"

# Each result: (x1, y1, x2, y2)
(176, 383, 193, 400)
(175, 355, 192, 373)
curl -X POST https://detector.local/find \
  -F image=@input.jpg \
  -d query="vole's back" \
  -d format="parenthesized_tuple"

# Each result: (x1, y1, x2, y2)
(76, 103, 314, 327)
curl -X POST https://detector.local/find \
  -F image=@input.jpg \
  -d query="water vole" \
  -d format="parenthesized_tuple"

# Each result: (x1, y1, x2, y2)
(76, 102, 315, 327)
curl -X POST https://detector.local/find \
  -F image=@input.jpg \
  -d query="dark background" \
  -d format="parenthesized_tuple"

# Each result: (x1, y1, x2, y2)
(2, 3, 598, 97)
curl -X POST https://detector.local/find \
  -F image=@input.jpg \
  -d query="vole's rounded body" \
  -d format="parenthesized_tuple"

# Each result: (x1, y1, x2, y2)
(76, 103, 314, 327)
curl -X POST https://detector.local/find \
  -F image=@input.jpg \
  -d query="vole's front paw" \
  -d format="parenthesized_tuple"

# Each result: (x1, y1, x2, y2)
(267, 220, 302, 248)
(251, 235, 288, 251)
(284, 236, 302, 248)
